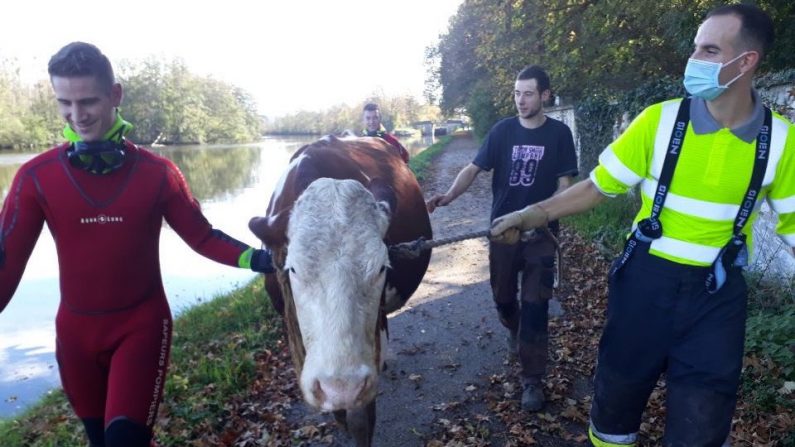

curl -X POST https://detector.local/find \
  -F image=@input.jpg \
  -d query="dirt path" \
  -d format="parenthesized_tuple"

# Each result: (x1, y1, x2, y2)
(281, 134, 595, 446)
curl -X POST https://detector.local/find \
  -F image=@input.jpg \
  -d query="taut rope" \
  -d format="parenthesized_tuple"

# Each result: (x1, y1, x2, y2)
(388, 229, 490, 259)
(388, 227, 562, 288)
(389, 227, 559, 259)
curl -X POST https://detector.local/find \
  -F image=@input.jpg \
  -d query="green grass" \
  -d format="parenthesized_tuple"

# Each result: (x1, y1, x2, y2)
(744, 273, 795, 388)
(0, 278, 281, 446)
(0, 390, 85, 446)
(408, 134, 454, 182)
(562, 191, 640, 256)
(156, 278, 281, 441)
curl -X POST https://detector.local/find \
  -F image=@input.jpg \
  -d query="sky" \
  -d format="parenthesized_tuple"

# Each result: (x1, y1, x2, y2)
(0, 0, 463, 117)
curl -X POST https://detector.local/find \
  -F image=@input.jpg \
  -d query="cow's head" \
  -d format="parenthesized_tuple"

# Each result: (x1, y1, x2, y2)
(283, 177, 394, 411)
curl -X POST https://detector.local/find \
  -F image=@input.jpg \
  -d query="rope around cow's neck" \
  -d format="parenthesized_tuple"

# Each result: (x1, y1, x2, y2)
(388, 227, 560, 259)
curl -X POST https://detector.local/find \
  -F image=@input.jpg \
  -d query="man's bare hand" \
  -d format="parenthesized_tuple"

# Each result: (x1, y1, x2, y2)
(426, 194, 452, 213)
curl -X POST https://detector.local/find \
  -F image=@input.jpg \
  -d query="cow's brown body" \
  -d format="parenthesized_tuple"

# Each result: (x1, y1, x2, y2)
(250, 136, 431, 446)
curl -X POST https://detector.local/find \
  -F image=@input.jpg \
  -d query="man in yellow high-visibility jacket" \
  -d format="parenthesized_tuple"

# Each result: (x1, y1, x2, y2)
(490, 4, 794, 446)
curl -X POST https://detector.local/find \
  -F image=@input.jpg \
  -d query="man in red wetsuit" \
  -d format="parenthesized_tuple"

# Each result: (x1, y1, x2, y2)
(361, 102, 410, 163)
(0, 42, 273, 447)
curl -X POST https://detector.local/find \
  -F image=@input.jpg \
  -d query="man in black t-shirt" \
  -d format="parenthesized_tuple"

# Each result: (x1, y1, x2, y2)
(426, 65, 578, 412)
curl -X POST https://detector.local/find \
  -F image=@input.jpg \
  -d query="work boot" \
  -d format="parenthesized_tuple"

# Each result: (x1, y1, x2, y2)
(521, 381, 545, 412)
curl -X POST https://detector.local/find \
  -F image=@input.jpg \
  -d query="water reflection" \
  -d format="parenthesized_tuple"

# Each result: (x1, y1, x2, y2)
(0, 145, 263, 204)
(0, 135, 429, 203)
(0, 159, 29, 199)
(403, 134, 436, 156)
(149, 145, 261, 202)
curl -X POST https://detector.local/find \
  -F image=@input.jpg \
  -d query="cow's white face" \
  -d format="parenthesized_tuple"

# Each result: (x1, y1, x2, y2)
(285, 178, 391, 411)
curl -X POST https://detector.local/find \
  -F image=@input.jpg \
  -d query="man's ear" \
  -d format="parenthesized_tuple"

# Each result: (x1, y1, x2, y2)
(541, 89, 551, 103)
(741, 50, 761, 73)
(111, 83, 123, 107)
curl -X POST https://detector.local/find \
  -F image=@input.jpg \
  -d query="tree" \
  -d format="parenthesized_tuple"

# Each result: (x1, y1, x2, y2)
(118, 58, 168, 144)
(0, 59, 61, 148)
(120, 57, 261, 145)
(0, 55, 264, 149)
(430, 0, 795, 137)
(265, 94, 441, 136)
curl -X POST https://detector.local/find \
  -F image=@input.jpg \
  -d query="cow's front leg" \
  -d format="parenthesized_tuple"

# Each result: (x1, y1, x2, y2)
(332, 409, 347, 430)
(346, 400, 376, 447)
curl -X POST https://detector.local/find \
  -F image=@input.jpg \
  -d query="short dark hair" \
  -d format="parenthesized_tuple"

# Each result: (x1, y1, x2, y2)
(706, 4, 774, 59)
(363, 103, 380, 113)
(48, 42, 115, 93)
(516, 65, 550, 93)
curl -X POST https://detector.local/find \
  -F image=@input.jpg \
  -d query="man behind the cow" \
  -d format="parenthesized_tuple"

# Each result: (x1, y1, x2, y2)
(426, 65, 578, 411)
(362, 102, 410, 163)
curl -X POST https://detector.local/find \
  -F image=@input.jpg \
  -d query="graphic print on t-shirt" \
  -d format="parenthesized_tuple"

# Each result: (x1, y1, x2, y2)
(509, 145, 545, 186)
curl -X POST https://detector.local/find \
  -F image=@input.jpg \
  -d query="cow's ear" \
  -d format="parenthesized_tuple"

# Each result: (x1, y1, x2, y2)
(366, 177, 397, 217)
(249, 210, 289, 246)
(372, 200, 391, 237)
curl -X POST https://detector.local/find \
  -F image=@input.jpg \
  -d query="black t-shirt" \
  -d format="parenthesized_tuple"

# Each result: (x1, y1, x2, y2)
(473, 116, 578, 220)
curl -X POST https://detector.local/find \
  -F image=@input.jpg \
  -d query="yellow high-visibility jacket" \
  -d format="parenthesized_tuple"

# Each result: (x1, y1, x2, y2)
(591, 97, 795, 266)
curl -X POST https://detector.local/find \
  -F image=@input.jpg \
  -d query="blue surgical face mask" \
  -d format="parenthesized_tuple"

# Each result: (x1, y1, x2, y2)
(683, 52, 748, 100)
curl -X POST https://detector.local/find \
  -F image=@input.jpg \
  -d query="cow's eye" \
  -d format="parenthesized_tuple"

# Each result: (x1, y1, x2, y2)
(379, 265, 387, 274)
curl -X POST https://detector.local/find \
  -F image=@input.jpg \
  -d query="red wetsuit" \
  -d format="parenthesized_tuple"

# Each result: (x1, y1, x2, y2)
(363, 130, 410, 163)
(0, 140, 252, 431)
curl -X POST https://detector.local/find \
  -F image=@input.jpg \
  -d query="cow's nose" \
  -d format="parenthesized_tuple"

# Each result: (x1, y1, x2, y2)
(313, 374, 371, 411)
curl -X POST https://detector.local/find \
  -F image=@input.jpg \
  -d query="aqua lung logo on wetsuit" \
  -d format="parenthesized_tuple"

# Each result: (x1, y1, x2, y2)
(80, 214, 124, 224)
(146, 318, 170, 426)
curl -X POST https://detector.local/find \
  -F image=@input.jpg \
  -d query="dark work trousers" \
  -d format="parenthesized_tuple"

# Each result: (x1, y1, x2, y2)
(590, 245, 747, 446)
(489, 232, 557, 384)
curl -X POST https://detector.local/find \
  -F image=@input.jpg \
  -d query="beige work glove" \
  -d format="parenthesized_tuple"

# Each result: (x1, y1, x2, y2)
(490, 204, 549, 244)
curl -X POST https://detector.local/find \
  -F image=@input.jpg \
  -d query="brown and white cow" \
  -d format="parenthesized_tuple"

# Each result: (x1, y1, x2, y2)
(249, 135, 431, 446)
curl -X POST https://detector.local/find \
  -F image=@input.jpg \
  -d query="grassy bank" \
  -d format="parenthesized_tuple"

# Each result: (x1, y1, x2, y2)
(409, 134, 454, 182)
(562, 191, 640, 255)
(564, 193, 795, 444)
(0, 134, 458, 446)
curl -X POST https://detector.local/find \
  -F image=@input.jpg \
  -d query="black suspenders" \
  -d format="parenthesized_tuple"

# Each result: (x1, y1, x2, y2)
(609, 98, 691, 278)
(705, 106, 772, 293)
(609, 98, 773, 294)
